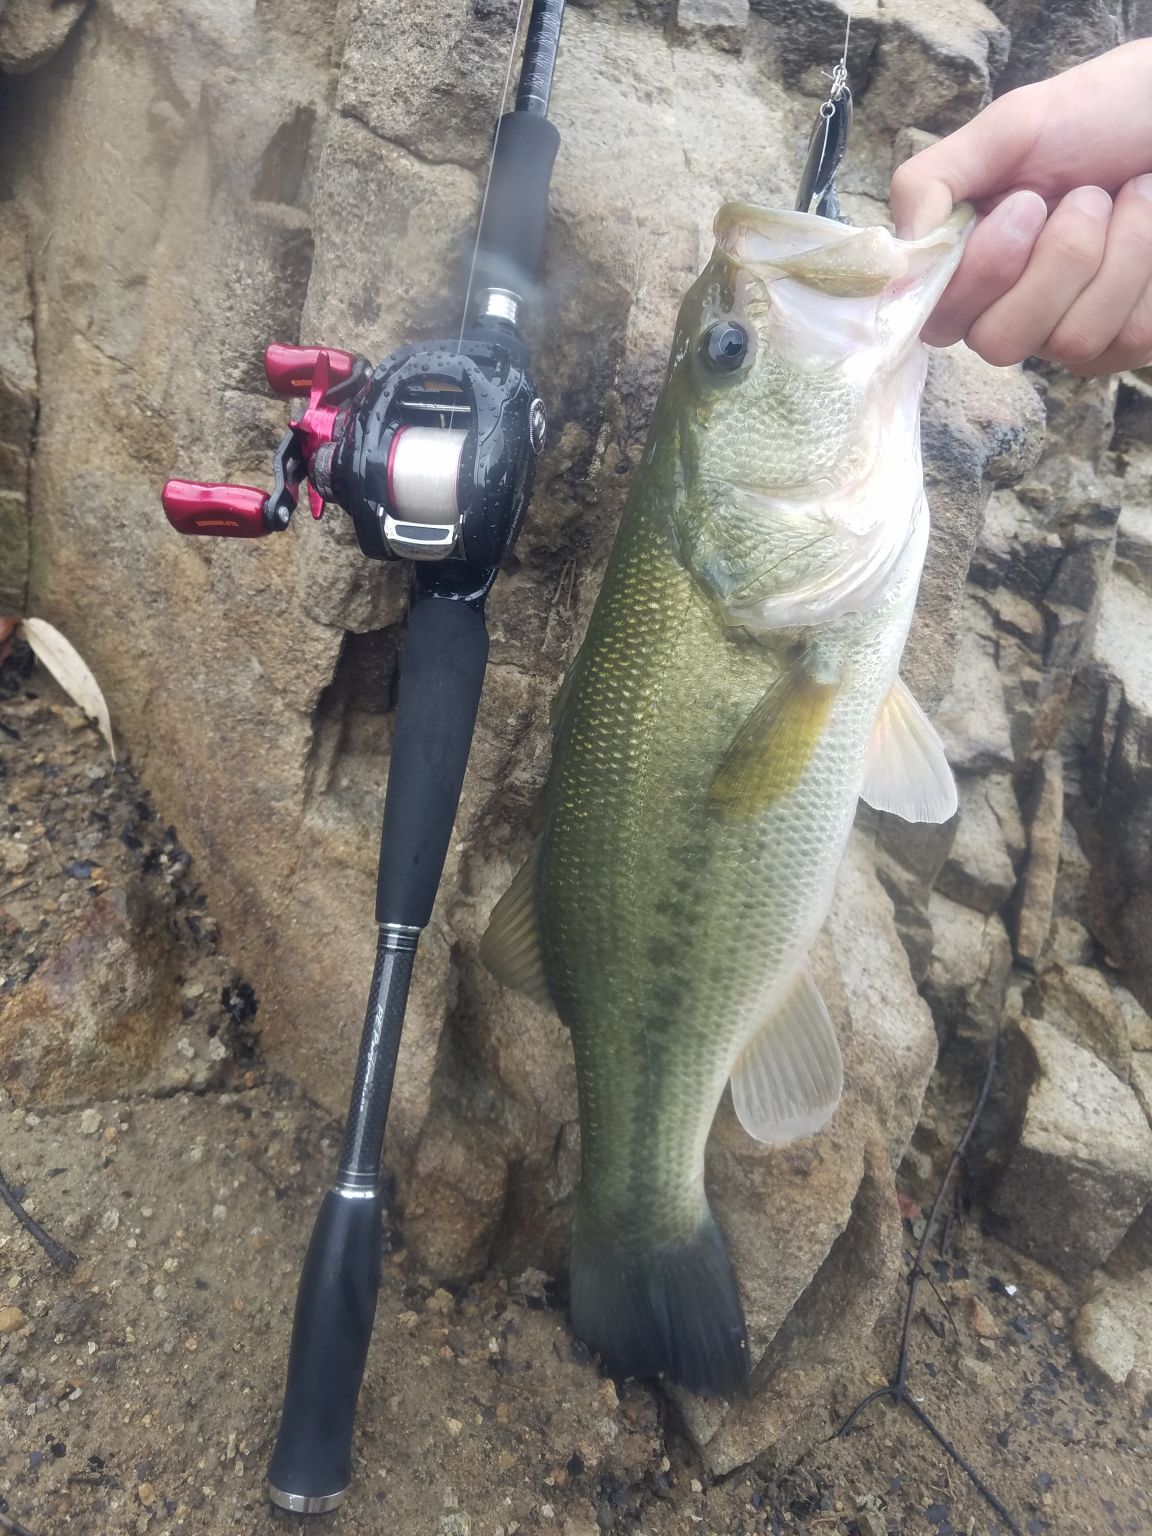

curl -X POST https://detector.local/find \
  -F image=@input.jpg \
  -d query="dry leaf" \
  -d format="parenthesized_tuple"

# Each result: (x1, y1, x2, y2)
(19, 617, 117, 761)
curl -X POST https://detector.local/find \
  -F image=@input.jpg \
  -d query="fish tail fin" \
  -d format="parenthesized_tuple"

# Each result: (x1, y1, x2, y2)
(569, 1206, 749, 1397)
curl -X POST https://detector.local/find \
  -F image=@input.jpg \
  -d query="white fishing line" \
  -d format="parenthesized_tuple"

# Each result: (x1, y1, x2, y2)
(456, 0, 532, 357)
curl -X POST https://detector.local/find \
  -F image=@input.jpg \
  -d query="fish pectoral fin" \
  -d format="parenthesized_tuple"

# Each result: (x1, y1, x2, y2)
(730, 968, 844, 1144)
(860, 676, 958, 824)
(479, 845, 553, 1009)
(708, 656, 837, 820)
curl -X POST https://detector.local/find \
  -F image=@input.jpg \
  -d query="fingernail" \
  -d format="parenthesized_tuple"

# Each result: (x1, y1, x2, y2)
(998, 191, 1047, 241)
(1066, 185, 1113, 220)
(1134, 173, 1152, 202)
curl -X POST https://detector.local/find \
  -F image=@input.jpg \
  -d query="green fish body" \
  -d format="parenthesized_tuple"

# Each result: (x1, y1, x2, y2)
(482, 204, 969, 1394)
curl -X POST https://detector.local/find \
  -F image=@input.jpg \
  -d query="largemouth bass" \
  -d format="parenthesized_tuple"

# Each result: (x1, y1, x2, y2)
(482, 203, 969, 1395)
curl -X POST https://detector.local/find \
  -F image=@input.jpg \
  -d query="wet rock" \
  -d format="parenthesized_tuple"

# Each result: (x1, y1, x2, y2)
(932, 625, 1015, 773)
(1116, 501, 1152, 588)
(1073, 571, 1152, 1003)
(1014, 752, 1064, 967)
(990, 1019, 1152, 1281)
(875, 811, 957, 892)
(992, 0, 1125, 94)
(922, 889, 1013, 1063)
(1113, 373, 1152, 455)
(1116, 988, 1152, 1052)
(936, 774, 1018, 915)
(0, 882, 177, 1105)
(0, 206, 35, 611)
(1024, 963, 1132, 1082)
(0, 0, 89, 73)
(1131, 1054, 1152, 1128)
(905, 351, 1045, 710)
(403, 1114, 511, 1282)
(671, 0, 750, 51)
(871, 846, 937, 984)
(1075, 1291, 1137, 1388)
(1074, 1271, 1152, 1391)
(867, 0, 1009, 134)
(337, 0, 523, 169)
(754, 0, 881, 94)
(1043, 916, 1095, 969)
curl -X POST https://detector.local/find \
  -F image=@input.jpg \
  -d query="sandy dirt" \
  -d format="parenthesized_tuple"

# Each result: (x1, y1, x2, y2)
(2, 653, 1150, 1536)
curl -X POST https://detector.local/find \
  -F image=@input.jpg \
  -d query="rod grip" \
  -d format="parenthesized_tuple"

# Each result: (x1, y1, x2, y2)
(376, 595, 489, 928)
(266, 1190, 382, 1511)
(474, 111, 560, 297)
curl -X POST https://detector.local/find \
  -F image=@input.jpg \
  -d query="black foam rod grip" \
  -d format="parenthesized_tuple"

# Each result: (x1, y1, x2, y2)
(266, 1190, 382, 1506)
(474, 111, 560, 297)
(375, 595, 490, 929)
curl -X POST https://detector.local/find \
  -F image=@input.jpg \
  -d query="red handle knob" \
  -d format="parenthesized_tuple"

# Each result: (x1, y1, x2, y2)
(264, 344, 361, 398)
(161, 480, 270, 537)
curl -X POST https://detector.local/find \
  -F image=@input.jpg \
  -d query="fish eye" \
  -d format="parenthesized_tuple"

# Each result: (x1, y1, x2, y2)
(701, 321, 751, 373)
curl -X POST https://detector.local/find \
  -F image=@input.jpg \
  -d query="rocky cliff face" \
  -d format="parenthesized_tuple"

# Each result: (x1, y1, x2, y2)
(3, 0, 1152, 1466)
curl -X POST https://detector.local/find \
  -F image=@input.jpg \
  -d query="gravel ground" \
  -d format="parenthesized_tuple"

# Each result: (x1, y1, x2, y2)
(2, 651, 1150, 1536)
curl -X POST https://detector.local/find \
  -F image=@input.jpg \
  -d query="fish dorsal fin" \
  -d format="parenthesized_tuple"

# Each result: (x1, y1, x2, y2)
(479, 844, 553, 1009)
(709, 655, 838, 821)
(860, 676, 958, 824)
(730, 968, 843, 1144)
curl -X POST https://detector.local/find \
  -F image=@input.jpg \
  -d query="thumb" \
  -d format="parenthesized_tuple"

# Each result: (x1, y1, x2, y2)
(890, 165, 956, 240)
(890, 99, 1034, 238)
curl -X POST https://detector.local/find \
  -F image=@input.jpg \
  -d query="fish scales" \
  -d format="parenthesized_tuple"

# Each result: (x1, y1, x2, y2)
(482, 202, 970, 1395)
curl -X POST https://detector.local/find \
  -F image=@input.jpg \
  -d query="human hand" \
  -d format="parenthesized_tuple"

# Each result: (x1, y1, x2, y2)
(889, 40, 1152, 376)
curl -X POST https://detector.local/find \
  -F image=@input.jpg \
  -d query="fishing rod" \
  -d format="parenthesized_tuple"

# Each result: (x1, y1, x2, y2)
(160, 0, 566, 1512)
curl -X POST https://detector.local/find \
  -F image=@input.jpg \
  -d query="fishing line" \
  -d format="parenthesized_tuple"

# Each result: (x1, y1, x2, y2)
(456, 0, 532, 357)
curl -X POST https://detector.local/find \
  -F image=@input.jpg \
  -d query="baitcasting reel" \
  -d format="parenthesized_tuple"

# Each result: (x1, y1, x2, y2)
(162, 317, 546, 589)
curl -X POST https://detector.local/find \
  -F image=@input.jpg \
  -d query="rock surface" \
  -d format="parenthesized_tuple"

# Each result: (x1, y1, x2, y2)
(0, 209, 35, 612)
(990, 1019, 1152, 1281)
(936, 773, 1018, 914)
(0, 0, 89, 73)
(1075, 1270, 1152, 1390)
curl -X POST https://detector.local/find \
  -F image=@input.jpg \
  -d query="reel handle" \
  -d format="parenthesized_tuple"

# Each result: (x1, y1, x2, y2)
(160, 480, 273, 537)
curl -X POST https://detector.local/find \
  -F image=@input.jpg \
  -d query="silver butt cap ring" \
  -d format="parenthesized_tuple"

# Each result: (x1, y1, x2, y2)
(267, 1483, 346, 1515)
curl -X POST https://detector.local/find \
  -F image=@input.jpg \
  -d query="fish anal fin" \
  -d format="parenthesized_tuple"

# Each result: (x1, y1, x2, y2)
(861, 676, 958, 824)
(730, 968, 843, 1144)
(479, 845, 553, 1009)
(709, 658, 837, 821)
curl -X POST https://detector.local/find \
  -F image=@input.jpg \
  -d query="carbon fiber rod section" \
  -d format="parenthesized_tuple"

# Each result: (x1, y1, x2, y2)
(336, 928, 419, 1189)
(515, 0, 566, 115)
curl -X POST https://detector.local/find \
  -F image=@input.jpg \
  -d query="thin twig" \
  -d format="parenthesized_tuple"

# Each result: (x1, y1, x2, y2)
(836, 1020, 1021, 1536)
(918, 1267, 960, 1341)
(0, 1165, 78, 1272)
(904, 1399, 1022, 1534)
(0, 1509, 39, 1536)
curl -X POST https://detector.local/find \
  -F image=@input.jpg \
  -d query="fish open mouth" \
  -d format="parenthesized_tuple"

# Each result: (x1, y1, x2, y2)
(713, 202, 972, 306)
